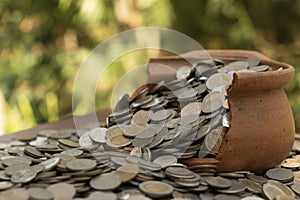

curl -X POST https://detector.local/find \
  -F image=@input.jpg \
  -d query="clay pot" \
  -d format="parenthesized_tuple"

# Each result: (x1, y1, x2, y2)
(145, 50, 295, 172)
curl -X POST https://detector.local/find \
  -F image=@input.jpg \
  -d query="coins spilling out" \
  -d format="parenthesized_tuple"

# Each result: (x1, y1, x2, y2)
(0, 56, 296, 200)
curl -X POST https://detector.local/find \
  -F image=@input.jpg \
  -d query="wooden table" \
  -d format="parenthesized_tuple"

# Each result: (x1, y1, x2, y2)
(0, 109, 111, 142)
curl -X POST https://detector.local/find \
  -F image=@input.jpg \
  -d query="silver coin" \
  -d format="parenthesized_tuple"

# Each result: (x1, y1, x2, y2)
(4, 163, 31, 176)
(0, 188, 29, 200)
(153, 155, 177, 168)
(176, 66, 191, 80)
(206, 73, 232, 90)
(66, 159, 97, 171)
(61, 149, 83, 157)
(114, 93, 130, 113)
(266, 168, 294, 183)
(11, 168, 37, 183)
(46, 182, 76, 200)
(263, 180, 295, 200)
(39, 157, 60, 171)
(28, 187, 53, 200)
(206, 176, 232, 189)
(2, 157, 32, 167)
(89, 191, 117, 200)
(79, 131, 94, 148)
(90, 172, 122, 191)
(89, 127, 107, 143)
(0, 181, 13, 190)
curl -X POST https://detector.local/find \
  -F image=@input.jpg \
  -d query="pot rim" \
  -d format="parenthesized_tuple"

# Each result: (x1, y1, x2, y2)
(179, 50, 295, 91)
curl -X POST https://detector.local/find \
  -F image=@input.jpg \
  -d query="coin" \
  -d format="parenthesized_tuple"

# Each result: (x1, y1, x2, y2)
(61, 149, 83, 157)
(0, 188, 29, 200)
(0, 181, 13, 190)
(206, 176, 232, 189)
(107, 134, 132, 148)
(39, 157, 60, 171)
(24, 146, 44, 158)
(79, 131, 94, 148)
(215, 194, 240, 200)
(202, 99, 223, 114)
(90, 172, 122, 191)
(251, 65, 270, 72)
(66, 158, 97, 171)
(115, 163, 139, 182)
(176, 66, 191, 80)
(132, 110, 151, 125)
(89, 191, 117, 200)
(263, 180, 295, 200)
(114, 93, 130, 113)
(206, 73, 232, 90)
(204, 128, 224, 154)
(216, 182, 245, 194)
(153, 155, 177, 168)
(247, 56, 261, 68)
(241, 197, 265, 200)
(4, 163, 30, 176)
(46, 182, 76, 200)
(58, 139, 80, 148)
(239, 178, 262, 194)
(123, 124, 146, 138)
(89, 127, 107, 143)
(11, 168, 37, 183)
(132, 128, 155, 148)
(27, 187, 53, 200)
(266, 168, 294, 183)
(150, 110, 170, 122)
(181, 102, 202, 117)
(139, 181, 174, 198)
(165, 166, 193, 178)
(2, 157, 32, 167)
(247, 173, 268, 184)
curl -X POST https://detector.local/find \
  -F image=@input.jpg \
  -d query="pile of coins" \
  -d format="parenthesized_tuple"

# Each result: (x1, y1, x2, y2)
(0, 56, 296, 200)
(0, 128, 299, 199)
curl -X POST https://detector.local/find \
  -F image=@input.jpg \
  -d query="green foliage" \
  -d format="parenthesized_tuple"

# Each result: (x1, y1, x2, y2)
(0, 0, 299, 133)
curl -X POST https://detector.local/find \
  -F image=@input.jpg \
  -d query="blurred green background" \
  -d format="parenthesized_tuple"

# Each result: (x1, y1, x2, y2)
(0, 0, 299, 134)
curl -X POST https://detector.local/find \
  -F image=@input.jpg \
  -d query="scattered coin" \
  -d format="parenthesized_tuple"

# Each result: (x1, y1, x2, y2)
(11, 168, 37, 183)
(90, 172, 122, 191)
(115, 163, 139, 182)
(89, 191, 117, 200)
(266, 168, 294, 183)
(89, 127, 107, 143)
(263, 180, 295, 200)
(0, 188, 29, 200)
(139, 181, 174, 198)
(0, 181, 13, 190)
(27, 187, 53, 200)
(153, 155, 177, 168)
(66, 159, 97, 171)
(206, 176, 232, 189)
(46, 182, 76, 200)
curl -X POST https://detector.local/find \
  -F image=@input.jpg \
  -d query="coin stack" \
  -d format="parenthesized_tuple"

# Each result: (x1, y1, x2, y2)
(1, 56, 297, 200)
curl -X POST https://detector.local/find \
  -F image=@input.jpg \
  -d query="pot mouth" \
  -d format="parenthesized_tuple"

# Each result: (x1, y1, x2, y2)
(181, 50, 295, 91)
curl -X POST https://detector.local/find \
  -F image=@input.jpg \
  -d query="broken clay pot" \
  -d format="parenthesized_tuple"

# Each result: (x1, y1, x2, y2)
(143, 50, 295, 172)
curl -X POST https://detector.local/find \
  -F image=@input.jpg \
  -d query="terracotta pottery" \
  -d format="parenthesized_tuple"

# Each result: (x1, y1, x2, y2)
(143, 50, 295, 172)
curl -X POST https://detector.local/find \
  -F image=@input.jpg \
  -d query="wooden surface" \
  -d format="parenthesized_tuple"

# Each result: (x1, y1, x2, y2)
(0, 109, 111, 142)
